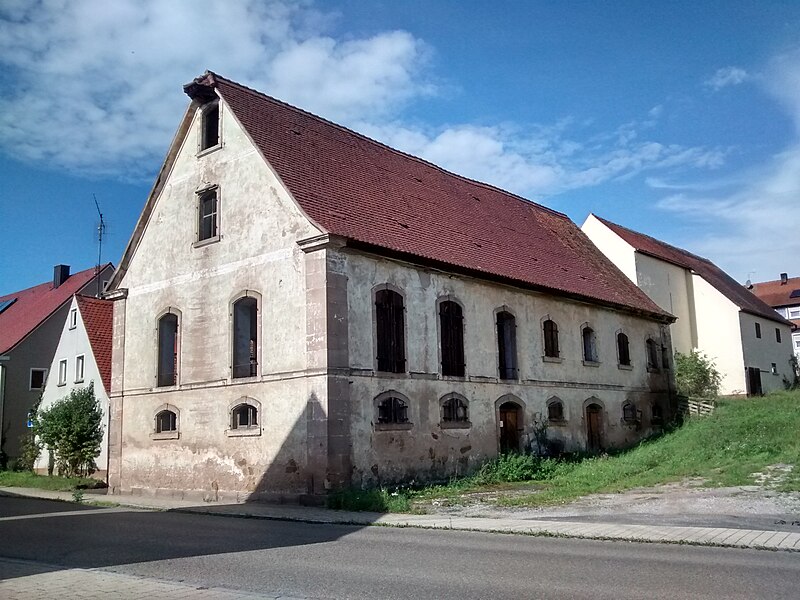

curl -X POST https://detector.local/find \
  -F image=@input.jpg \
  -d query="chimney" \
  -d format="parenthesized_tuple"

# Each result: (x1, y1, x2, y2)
(780, 273, 788, 285)
(53, 265, 70, 289)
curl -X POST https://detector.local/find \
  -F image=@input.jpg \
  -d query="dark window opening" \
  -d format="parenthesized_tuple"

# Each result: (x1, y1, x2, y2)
(232, 404, 258, 429)
(582, 327, 597, 362)
(30, 369, 46, 390)
(376, 289, 405, 373)
(755, 322, 761, 338)
(661, 345, 670, 370)
(377, 396, 408, 424)
(497, 311, 517, 380)
(233, 297, 258, 378)
(651, 404, 663, 424)
(440, 301, 465, 376)
(201, 103, 219, 150)
(622, 403, 638, 422)
(442, 396, 468, 423)
(617, 332, 631, 366)
(776, 328, 782, 343)
(156, 410, 177, 433)
(547, 400, 564, 422)
(198, 189, 218, 242)
(157, 313, 178, 387)
(646, 338, 659, 370)
(543, 319, 559, 358)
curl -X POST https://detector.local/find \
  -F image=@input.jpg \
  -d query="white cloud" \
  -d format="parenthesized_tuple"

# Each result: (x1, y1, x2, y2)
(704, 66, 749, 90)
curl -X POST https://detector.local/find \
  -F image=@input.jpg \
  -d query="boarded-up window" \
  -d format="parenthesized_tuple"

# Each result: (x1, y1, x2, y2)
(156, 410, 177, 433)
(201, 103, 219, 150)
(377, 396, 408, 424)
(440, 301, 465, 376)
(442, 395, 468, 423)
(376, 289, 405, 373)
(157, 313, 178, 387)
(622, 403, 638, 422)
(617, 332, 630, 366)
(233, 297, 258, 378)
(582, 327, 597, 362)
(497, 311, 517, 380)
(543, 319, 559, 358)
(547, 400, 564, 422)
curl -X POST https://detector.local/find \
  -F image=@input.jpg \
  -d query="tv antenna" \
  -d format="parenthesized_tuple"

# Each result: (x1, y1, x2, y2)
(93, 194, 107, 297)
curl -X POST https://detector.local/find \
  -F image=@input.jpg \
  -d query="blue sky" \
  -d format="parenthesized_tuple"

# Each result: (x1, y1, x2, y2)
(2, 0, 799, 292)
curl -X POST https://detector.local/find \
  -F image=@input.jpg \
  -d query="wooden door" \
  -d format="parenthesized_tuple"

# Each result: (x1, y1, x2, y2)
(586, 404, 603, 452)
(499, 403, 520, 453)
(746, 367, 763, 397)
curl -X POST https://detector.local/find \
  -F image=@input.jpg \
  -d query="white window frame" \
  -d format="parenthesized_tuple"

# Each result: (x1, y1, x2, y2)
(58, 359, 68, 386)
(75, 354, 85, 383)
(68, 308, 78, 330)
(29, 368, 48, 391)
(789, 308, 800, 319)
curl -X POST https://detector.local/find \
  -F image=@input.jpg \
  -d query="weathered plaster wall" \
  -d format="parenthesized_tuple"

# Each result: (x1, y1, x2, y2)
(35, 296, 111, 476)
(581, 215, 637, 284)
(691, 274, 746, 395)
(110, 99, 323, 500)
(343, 250, 672, 486)
(738, 312, 794, 394)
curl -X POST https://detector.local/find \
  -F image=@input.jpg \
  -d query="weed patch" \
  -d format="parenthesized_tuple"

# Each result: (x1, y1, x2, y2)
(0, 471, 99, 492)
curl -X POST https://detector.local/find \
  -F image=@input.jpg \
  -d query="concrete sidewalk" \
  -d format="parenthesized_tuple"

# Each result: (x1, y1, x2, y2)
(2, 486, 799, 552)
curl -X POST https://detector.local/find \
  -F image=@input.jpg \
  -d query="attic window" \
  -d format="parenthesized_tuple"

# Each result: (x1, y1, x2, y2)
(790, 289, 800, 299)
(200, 102, 220, 152)
(0, 298, 16, 314)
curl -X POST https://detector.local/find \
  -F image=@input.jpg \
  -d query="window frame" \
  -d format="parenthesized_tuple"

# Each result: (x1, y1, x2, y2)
(645, 338, 660, 372)
(622, 402, 640, 423)
(547, 397, 566, 424)
(226, 397, 262, 437)
(29, 368, 47, 391)
(57, 359, 67, 386)
(440, 393, 470, 429)
(438, 298, 465, 377)
(374, 285, 406, 374)
(74, 354, 85, 383)
(755, 322, 762, 339)
(496, 308, 518, 380)
(542, 317, 561, 362)
(194, 185, 220, 247)
(198, 100, 221, 154)
(374, 391, 413, 431)
(581, 323, 599, 365)
(231, 293, 261, 380)
(156, 309, 180, 388)
(616, 330, 631, 368)
(775, 328, 782, 343)
(68, 308, 78, 330)
(150, 404, 180, 440)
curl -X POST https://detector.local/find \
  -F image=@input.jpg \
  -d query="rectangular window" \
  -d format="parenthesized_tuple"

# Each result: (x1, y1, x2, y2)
(198, 189, 218, 242)
(776, 328, 782, 343)
(29, 368, 47, 390)
(789, 308, 800, 319)
(771, 363, 778, 375)
(58, 359, 67, 386)
(75, 355, 85, 382)
(68, 308, 78, 329)
(375, 289, 406, 373)
(200, 103, 220, 151)
(755, 322, 761, 338)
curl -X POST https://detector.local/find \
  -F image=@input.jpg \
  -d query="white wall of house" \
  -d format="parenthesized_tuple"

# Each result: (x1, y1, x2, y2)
(110, 99, 324, 499)
(738, 312, 794, 393)
(581, 215, 638, 283)
(35, 296, 110, 476)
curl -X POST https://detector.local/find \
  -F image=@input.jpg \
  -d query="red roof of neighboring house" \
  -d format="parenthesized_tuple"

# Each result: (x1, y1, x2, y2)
(750, 275, 800, 309)
(0, 265, 112, 355)
(75, 295, 113, 394)
(181, 73, 669, 320)
(592, 215, 789, 325)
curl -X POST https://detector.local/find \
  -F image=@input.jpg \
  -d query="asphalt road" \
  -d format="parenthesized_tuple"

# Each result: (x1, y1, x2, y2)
(1, 495, 799, 599)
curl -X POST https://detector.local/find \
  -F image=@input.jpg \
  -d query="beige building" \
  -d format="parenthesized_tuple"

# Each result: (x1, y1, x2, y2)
(582, 214, 793, 395)
(105, 72, 676, 502)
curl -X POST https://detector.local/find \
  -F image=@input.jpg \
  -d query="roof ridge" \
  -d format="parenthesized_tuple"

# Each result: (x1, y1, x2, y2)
(208, 71, 569, 220)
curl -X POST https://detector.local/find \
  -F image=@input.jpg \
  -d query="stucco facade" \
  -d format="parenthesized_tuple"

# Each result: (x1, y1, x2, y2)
(582, 214, 793, 395)
(106, 75, 676, 501)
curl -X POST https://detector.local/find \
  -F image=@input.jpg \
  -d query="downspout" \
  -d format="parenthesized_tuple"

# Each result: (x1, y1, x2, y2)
(0, 358, 7, 463)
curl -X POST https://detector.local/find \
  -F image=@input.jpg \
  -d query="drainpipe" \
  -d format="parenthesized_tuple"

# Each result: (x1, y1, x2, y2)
(0, 357, 9, 463)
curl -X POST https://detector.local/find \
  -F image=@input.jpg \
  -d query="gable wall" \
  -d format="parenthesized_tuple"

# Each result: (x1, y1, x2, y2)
(738, 312, 794, 393)
(581, 215, 638, 283)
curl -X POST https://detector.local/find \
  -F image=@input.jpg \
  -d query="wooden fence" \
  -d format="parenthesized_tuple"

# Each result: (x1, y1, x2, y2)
(677, 397, 716, 417)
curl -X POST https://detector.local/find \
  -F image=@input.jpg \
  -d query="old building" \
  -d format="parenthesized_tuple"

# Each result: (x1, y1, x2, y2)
(0, 264, 113, 465)
(106, 72, 675, 502)
(34, 295, 113, 479)
(751, 273, 800, 361)
(582, 214, 793, 395)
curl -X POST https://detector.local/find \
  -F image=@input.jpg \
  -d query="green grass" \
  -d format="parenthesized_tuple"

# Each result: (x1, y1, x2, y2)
(332, 389, 800, 512)
(0, 471, 99, 492)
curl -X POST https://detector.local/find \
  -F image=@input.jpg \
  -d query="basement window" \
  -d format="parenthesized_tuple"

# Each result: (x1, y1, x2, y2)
(441, 394, 469, 427)
(151, 406, 180, 440)
(200, 102, 220, 152)
(227, 398, 262, 437)
(156, 410, 177, 433)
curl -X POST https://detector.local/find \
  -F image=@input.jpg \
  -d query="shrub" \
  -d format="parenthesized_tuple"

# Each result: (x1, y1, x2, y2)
(16, 391, 43, 472)
(675, 350, 722, 398)
(34, 384, 104, 478)
(473, 453, 561, 484)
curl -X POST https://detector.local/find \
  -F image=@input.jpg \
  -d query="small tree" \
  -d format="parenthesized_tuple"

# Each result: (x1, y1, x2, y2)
(675, 350, 722, 398)
(34, 383, 103, 477)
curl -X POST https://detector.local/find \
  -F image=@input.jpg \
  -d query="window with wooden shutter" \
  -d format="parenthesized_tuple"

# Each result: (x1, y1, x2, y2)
(497, 311, 517, 380)
(376, 289, 405, 373)
(543, 319, 559, 358)
(440, 301, 465, 376)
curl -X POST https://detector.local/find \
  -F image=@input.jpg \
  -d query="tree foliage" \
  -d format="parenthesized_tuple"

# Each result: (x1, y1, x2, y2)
(34, 384, 103, 477)
(675, 350, 722, 398)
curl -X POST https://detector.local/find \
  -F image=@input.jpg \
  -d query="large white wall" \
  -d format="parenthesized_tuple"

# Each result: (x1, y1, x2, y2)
(581, 215, 638, 283)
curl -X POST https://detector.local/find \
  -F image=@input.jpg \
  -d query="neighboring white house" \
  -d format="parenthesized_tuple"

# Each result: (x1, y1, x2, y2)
(582, 214, 794, 396)
(751, 273, 800, 362)
(103, 72, 677, 503)
(35, 295, 113, 479)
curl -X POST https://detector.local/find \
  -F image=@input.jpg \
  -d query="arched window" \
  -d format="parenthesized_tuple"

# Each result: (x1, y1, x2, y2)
(155, 409, 177, 433)
(622, 402, 639, 422)
(157, 312, 179, 387)
(440, 301, 465, 376)
(377, 396, 409, 424)
(375, 288, 405, 373)
(582, 326, 598, 362)
(646, 338, 659, 370)
(617, 332, 631, 366)
(543, 319, 559, 358)
(233, 296, 258, 378)
(441, 394, 469, 424)
(497, 310, 517, 380)
(231, 403, 258, 429)
(547, 399, 564, 422)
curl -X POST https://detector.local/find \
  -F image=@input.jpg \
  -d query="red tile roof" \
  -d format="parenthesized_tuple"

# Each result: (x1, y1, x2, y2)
(593, 215, 789, 325)
(184, 73, 670, 321)
(750, 275, 800, 309)
(75, 295, 113, 394)
(0, 265, 112, 355)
